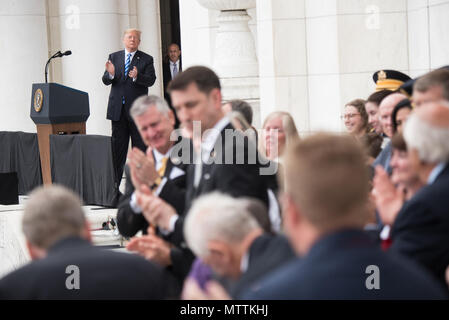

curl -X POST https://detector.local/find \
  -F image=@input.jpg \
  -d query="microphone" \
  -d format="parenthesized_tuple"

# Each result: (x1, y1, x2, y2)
(44, 50, 72, 83)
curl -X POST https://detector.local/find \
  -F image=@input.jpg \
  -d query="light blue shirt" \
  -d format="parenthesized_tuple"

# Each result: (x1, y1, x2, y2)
(427, 162, 446, 185)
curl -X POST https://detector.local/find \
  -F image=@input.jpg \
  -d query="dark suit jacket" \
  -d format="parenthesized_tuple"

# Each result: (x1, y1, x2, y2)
(229, 234, 295, 299)
(390, 163, 449, 288)
(242, 229, 448, 299)
(163, 59, 182, 92)
(102, 50, 156, 121)
(172, 123, 273, 247)
(162, 59, 182, 128)
(0, 237, 178, 299)
(168, 123, 277, 280)
(116, 149, 188, 238)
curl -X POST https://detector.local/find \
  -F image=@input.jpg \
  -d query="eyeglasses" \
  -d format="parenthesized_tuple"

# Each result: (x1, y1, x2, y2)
(341, 113, 360, 120)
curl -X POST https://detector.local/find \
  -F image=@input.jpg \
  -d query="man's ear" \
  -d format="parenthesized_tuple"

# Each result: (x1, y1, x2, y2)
(26, 240, 47, 260)
(282, 193, 302, 232)
(209, 88, 223, 110)
(208, 241, 231, 264)
(168, 109, 175, 126)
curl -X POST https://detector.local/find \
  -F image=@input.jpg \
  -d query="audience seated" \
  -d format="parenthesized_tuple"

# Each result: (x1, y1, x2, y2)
(390, 101, 449, 289)
(242, 133, 447, 299)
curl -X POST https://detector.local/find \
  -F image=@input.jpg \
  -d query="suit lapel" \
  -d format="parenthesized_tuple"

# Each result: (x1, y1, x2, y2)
(129, 50, 140, 76)
(117, 50, 125, 80)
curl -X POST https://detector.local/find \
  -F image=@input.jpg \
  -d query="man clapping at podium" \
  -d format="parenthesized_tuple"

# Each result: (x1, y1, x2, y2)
(102, 28, 156, 192)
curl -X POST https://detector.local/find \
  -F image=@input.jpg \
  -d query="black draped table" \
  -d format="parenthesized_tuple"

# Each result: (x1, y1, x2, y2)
(0, 132, 116, 207)
(0, 131, 42, 195)
(50, 134, 116, 207)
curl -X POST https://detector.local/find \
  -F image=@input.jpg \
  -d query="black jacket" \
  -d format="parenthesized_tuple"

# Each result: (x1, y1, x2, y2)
(102, 50, 156, 121)
(0, 237, 178, 299)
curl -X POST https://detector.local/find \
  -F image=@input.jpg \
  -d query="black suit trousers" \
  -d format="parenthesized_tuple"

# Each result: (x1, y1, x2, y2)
(111, 105, 146, 185)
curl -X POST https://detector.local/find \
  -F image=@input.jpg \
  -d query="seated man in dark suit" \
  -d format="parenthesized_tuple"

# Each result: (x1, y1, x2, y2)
(391, 101, 449, 289)
(117, 95, 187, 238)
(181, 192, 294, 299)
(127, 66, 277, 281)
(0, 185, 175, 299)
(243, 134, 447, 299)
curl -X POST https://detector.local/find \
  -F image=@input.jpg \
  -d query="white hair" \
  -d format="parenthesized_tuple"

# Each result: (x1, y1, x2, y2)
(184, 192, 260, 258)
(403, 111, 449, 163)
(130, 95, 171, 120)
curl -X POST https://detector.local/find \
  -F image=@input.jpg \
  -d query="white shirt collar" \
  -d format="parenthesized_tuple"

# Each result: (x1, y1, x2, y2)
(124, 49, 137, 59)
(200, 116, 230, 162)
(170, 59, 179, 66)
(153, 146, 173, 170)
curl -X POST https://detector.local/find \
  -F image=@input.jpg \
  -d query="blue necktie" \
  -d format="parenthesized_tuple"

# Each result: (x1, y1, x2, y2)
(123, 53, 132, 104)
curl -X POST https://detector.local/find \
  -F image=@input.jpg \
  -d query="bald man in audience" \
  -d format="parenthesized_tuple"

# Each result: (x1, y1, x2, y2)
(372, 92, 408, 174)
(0, 185, 174, 299)
(242, 134, 447, 299)
(390, 101, 449, 290)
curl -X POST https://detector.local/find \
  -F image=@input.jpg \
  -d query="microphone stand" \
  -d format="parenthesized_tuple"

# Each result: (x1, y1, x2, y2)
(44, 51, 61, 83)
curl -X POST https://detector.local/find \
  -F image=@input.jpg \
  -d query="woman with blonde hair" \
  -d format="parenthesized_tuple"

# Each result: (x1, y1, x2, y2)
(260, 111, 300, 161)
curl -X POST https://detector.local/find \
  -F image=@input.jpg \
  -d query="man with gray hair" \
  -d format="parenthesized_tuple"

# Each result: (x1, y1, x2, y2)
(117, 95, 189, 275)
(0, 185, 172, 299)
(390, 101, 449, 289)
(182, 192, 294, 299)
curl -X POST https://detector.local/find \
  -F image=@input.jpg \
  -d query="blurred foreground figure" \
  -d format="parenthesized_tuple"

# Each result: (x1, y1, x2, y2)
(0, 185, 174, 299)
(243, 134, 447, 299)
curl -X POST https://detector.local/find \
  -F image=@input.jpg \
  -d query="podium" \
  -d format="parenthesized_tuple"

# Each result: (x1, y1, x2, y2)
(30, 83, 90, 185)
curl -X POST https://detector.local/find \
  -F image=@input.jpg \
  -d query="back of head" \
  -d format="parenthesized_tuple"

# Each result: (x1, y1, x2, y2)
(283, 134, 370, 231)
(228, 99, 253, 125)
(414, 69, 449, 101)
(167, 65, 220, 94)
(403, 101, 449, 164)
(22, 185, 86, 250)
(184, 192, 260, 258)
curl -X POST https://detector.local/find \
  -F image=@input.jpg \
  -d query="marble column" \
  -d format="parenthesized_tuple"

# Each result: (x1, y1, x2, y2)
(58, 0, 122, 136)
(136, 0, 163, 96)
(0, 0, 49, 133)
(196, 0, 260, 122)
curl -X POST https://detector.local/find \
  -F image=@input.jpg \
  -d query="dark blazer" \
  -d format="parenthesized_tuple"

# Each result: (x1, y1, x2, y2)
(162, 59, 182, 128)
(168, 123, 276, 281)
(390, 163, 449, 288)
(102, 50, 156, 121)
(163, 59, 182, 91)
(171, 123, 273, 247)
(116, 149, 188, 238)
(0, 237, 178, 299)
(229, 234, 295, 299)
(242, 229, 448, 299)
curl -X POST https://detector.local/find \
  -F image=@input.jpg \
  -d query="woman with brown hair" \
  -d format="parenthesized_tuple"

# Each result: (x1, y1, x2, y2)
(343, 99, 370, 139)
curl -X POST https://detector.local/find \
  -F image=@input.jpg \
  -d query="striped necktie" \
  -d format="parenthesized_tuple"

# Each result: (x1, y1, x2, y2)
(123, 53, 132, 104)
(124, 53, 132, 77)
(172, 63, 178, 78)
